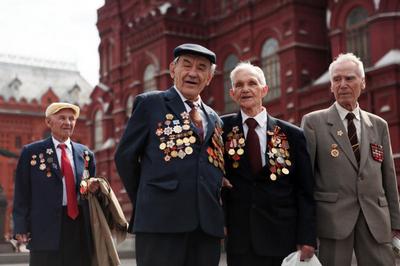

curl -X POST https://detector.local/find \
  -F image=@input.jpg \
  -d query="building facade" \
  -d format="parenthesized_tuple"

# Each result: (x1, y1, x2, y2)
(0, 54, 93, 236)
(91, 0, 400, 215)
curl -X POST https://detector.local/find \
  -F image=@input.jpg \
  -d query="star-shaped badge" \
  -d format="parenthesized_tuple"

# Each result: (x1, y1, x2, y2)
(337, 130, 343, 136)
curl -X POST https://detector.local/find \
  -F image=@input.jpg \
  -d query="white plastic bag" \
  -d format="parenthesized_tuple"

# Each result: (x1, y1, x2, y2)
(281, 251, 322, 266)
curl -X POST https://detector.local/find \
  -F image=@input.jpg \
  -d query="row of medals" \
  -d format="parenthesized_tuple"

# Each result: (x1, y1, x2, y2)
(208, 126, 225, 174)
(31, 153, 53, 177)
(268, 132, 292, 181)
(156, 113, 196, 161)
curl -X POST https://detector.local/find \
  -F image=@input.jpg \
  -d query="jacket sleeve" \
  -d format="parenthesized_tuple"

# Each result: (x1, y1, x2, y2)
(114, 94, 149, 212)
(13, 146, 31, 235)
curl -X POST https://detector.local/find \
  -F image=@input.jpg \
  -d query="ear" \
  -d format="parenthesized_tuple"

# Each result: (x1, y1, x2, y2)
(205, 72, 213, 86)
(361, 78, 366, 90)
(45, 117, 51, 127)
(261, 85, 269, 97)
(169, 62, 175, 79)
(229, 88, 235, 99)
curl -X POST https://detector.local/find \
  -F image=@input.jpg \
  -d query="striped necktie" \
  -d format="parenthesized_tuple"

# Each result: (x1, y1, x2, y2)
(345, 113, 360, 165)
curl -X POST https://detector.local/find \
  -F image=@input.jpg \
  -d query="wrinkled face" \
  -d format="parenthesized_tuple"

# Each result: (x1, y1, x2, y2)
(45, 109, 76, 142)
(169, 54, 213, 101)
(230, 69, 268, 111)
(330, 60, 365, 111)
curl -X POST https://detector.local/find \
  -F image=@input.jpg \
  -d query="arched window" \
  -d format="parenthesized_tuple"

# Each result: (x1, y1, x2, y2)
(261, 38, 280, 102)
(346, 7, 369, 65)
(126, 95, 135, 118)
(143, 64, 157, 92)
(223, 54, 239, 113)
(94, 110, 103, 150)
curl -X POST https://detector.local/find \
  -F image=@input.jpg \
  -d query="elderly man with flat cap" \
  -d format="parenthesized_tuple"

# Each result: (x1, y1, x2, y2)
(13, 102, 96, 266)
(115, 43, 225, 266)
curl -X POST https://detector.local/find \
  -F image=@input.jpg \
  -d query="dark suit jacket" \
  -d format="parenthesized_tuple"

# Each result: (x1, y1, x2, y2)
(114, 87, 225, 238)
(222, 112, 316, 257)
(13, 137, 96, 251)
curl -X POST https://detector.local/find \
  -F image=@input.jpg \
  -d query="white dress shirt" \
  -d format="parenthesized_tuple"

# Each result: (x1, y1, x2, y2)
(241, 108, 268, 167)
(52, 137, 77, 206)
(335, 101, 361, 141)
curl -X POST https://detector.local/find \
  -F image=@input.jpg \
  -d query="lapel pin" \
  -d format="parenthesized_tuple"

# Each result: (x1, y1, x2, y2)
(337, 130, 343, 136)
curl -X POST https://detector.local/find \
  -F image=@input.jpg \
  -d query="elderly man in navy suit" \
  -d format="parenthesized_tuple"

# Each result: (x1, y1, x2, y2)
(222, 62, 316, 266)
(115, 43, 225, 266)
(13, 102, 96, 266)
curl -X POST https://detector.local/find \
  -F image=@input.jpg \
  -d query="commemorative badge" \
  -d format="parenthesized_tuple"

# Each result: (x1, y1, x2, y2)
(370, 143, 384, 162)
(225, 126, 245, 169)
(267, 126, 290, 181)
(31, 151, 53, 177)
(207, 123, 225, 174)
(156, 112, 197, 162)
(330, 144, 339, 158)
(337, 130, 343, 136)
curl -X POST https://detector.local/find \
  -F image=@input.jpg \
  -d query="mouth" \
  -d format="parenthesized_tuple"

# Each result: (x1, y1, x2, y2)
(184, 80, 198, 86)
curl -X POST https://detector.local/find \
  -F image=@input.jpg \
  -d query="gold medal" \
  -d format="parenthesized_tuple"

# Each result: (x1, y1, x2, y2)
(272, 148, 278, 154)
(173, 125, 182, 134)
(237, 148, 244, 155)
(208, 156, 214, 163)
(176, 139, 183, 146)
(285, 160, 292, 166)
(182, 124, 190, 131)
(39, 164, 46, 170)
(183, 137, 189, 144)
(238, 138, 245, 145)
(331, 149, 339, 157)
(213, 160, 219, 167)
(269, 159, 275, 165)
(189, 136, 196, 144)
(270, 173, 277, 181)
(171, 150, 178, 157)
(233, 161, 239, 168)
(282, 168, 289, 175)
(185, 147, 193, 155)
(166, 114, 174, 120)
(159, 143, 167, 150)
(228, 149, 235, 156)
(31, 160, 36, 166)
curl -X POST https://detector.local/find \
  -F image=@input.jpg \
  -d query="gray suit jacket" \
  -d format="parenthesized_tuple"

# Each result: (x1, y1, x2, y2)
(301, 103, 400, 243)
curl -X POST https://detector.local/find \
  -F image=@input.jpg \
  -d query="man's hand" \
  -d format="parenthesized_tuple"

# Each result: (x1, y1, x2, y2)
(15, 233, 30, 244)
(222, 177, 233, 189)
(298, 245, 315, 261)
(88, 178, 100, 193)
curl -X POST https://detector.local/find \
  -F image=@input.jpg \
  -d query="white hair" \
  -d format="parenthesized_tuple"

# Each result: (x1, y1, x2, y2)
(172, 56, 217, 75)
(230, 62, 266, 87)
(329, 53, 365, 79)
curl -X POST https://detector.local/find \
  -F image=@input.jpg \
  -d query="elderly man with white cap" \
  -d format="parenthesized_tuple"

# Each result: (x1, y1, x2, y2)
(13, 102, 96, 266)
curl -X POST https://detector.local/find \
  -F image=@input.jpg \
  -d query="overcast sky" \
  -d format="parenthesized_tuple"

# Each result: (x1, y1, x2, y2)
(0, 0, 105, 86)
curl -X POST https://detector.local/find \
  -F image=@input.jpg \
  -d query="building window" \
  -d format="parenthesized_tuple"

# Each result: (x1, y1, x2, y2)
(261, 38, 280, 102)
(346, 7, 369, 66)
(94, 110, 103, 150)
(143, 64, 157, 92)
(126, 95, 135, 118)
(15, 136, 21, 149)
(223, 54, 239, 113)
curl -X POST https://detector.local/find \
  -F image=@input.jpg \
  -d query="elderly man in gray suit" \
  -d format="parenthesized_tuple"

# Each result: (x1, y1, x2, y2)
(301, 53, 400, 266)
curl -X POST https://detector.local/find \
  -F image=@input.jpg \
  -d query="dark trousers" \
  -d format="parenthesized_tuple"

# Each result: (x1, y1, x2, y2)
(30, 207, 90, 266)
(227, 251, 285, 266)
(136, 229, 221, 266)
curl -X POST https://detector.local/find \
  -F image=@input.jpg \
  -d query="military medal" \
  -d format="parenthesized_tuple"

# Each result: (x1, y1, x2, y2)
(331, 144, 339, 157)
(39, 164, 46, 170)
(225, 126, 245, 169)
(266, 126, 290, 181)
(370, 143, 384, 162)
(31, 155, 37, 166)
(337, 130, 343, 136)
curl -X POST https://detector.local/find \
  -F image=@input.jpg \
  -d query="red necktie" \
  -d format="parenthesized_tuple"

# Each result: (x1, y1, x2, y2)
(186, 100, 204, 140)
(346, 113, 360, 165)
(58, 144, 79, 219)
(246, 118, 262, 174)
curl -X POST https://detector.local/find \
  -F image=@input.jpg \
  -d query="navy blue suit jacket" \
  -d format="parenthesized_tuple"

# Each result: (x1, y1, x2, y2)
(114, 87, 225, 238)
(13, 137, 96, 251)
(222, 112, 316, 257)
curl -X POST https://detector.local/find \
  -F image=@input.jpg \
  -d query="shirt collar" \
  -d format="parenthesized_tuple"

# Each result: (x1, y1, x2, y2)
(52, 136, 72, 151)
(174, 86, 202, 107)
(335, 101, 360, 121)
(241, 107, 267, 129)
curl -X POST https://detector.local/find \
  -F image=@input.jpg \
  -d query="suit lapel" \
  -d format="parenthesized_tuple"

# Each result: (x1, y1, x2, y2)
(43, 137, 63, 179)
(358, 110, 373, 172)
(202, 103, 217, 142)
(327, 104, 358, 170)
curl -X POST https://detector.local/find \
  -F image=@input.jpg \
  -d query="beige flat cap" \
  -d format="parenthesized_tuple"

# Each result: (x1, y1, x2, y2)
(45, 102, 80, 119)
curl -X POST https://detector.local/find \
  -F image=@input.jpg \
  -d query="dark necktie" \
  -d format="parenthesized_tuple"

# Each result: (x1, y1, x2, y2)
(345, 113, 360, 165)
(186, 100, 204, 140)
(58, 144, 79, 219)
(246, 118, 262, 174)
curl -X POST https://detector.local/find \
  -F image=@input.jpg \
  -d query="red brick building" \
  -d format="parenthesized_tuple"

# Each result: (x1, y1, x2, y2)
(91, 0, 400, 214)
(0, 54, 93, 236)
